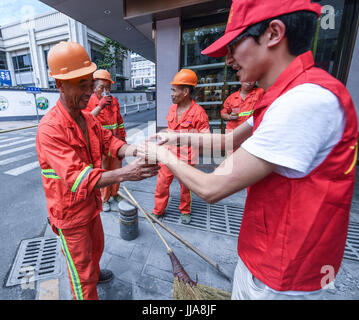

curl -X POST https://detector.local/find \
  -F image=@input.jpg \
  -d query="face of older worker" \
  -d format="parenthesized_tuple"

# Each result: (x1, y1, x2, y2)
(171, 85, 188, 105)
(226, 36, 267, 84)
(94, 79, 112, 100)
(56, 74, 95, 111)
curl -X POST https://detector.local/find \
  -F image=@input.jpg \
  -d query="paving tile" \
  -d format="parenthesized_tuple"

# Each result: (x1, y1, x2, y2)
(106, 255, 144, 283)
(97, 278, 133, 300)
(134, 273, 173, 299)
(104, 234, 135, 259)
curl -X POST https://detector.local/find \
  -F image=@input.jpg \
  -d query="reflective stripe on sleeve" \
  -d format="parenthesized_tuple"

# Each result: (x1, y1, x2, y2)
(238, 110, 254, 117)
(41, 169, 60, 179)
(71, 164, 93, 193)
(102, 123, 118, 130)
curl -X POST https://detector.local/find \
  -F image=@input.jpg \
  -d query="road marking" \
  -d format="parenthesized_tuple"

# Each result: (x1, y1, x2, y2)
(0, 143, 36, 156)
(4, 161, 40, 176)
(0, 137, 23, 143)
(0, 152, 36, 166)
(0, 137, 35, 149)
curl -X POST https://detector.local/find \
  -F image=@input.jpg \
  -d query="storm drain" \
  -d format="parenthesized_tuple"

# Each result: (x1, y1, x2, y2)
(344, 223, 359, 262)
(164, 197, 359, 263)
(6, 237, 62, 287)
(163, 197, 243, 236)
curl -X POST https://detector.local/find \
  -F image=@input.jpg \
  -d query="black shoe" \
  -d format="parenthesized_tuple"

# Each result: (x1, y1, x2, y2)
(98, 269, 114, 284)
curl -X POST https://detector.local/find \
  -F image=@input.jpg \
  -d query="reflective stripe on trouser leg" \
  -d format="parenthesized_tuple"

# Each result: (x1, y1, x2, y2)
(153, 164, 175, 215)
(58, 216, 104, 300)
(58, 229, 84, 300)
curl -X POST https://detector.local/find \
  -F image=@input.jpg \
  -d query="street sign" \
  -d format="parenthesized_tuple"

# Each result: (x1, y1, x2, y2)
(0, 70, 12, 86)
(26, 86, 42, 93)
(26, 86, 42, 123)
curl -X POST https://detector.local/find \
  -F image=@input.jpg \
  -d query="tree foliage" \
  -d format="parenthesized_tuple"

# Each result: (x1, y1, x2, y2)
(95, 38, 131, 74)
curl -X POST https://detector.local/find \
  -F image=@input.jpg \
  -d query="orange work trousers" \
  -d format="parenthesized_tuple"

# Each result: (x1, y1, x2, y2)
(153, 163, 192, 216)
(101, 155, 122, 202)
(57, 214, 104, 300)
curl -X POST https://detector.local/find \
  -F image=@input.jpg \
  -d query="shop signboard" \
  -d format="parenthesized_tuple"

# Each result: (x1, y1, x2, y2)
(0, 70, 12, 87)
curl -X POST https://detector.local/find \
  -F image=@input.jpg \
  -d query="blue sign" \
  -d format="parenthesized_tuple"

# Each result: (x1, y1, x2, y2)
(0, 70, 12, 86)
(26, 86, 42, 93)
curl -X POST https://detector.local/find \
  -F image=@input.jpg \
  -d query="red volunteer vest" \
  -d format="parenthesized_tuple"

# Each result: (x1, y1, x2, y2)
(238, 51, 358, 291)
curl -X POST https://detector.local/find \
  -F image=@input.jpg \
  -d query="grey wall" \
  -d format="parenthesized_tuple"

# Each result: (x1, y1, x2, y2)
(347, 28, 359, 119)
(155, 17, 181, 128)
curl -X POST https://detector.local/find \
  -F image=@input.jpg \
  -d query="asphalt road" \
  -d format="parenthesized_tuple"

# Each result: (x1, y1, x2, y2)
(0, 108, 155, 300)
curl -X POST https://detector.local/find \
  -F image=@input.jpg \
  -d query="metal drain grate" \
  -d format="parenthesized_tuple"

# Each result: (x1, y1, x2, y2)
(6, 237, 62, 287)
(344, 222, 359, 262)
(164, 197, 359, 262)
(163, 197, 242, 236)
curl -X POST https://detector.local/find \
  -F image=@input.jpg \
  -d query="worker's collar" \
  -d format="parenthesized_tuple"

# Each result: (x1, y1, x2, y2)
(255, 50, 315, 110)
(56, 99, 97, 129)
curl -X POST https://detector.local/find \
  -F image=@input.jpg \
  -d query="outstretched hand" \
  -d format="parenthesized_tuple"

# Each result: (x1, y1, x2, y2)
(121, 158, 160, 181)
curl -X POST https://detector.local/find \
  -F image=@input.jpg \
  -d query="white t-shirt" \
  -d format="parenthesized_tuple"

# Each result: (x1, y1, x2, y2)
(241, 83, 346, 295)
(242, 83, 346, 178)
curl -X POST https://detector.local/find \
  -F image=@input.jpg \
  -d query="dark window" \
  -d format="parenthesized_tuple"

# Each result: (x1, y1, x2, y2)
(91, 49, 104, 65)
(44, 49, 49, 69)
(0, 51, 7, 70)
(12, 54, 33, 73)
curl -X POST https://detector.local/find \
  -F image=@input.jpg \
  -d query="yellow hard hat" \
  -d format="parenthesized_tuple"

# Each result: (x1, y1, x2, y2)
(93, 69, 114, 84)
(48, 41, 97, 80)
(171, 69, 197, 87)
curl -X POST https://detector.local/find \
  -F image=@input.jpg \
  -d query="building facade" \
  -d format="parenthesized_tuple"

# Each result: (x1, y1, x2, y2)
(131, 53, 156, 89)
(0, 10, 131, 90)
(38, 0, 359, 131)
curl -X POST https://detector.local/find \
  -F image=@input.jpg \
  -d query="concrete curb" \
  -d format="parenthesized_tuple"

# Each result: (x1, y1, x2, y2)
(0, 124, 38, 134)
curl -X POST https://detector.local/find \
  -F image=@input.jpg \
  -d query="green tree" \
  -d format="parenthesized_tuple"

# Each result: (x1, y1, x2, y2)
(94, 38, 131, 78)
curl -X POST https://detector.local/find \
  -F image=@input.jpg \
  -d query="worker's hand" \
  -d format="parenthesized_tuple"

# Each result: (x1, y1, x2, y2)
(229, 112, 239, 120)
(137, 142, 169, 164)
(120, 158, 160, 181)
(99, 96, 112, 109)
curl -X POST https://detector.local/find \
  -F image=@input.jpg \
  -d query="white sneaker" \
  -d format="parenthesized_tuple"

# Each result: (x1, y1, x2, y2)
(102, 201, 111, 212)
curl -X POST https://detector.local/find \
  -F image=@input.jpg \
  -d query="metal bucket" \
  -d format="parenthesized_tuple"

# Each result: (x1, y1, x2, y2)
(118, 199, 138, 241)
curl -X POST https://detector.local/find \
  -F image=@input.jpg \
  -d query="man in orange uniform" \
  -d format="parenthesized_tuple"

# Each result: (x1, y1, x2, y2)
(221, 81, 264, 132)
(152, 69, 210, 224)
(36, 41, 160, 300)
(86, 70, 126, 212)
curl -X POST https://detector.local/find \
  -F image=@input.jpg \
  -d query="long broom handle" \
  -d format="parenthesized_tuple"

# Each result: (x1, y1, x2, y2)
(119, 188, 232, 282)
(122, 186, 172, 253)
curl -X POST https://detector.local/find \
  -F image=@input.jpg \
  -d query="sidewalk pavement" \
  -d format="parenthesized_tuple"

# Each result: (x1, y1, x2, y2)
(0, 120, 39, 133)
(3, 120, 359, 300)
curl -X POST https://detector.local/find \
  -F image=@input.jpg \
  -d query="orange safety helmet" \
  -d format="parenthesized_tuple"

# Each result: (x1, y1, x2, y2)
(47, 41, 97, 80)
(171, 69, 197, 87)
(93, 69, 114, 84)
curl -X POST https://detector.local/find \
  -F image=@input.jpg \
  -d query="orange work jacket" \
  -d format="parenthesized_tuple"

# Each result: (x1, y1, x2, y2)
(221, 88, 264, 131)
(166, 100, 210, 164)
(36, 99, 126, 230)
(86, 94, 126, 140)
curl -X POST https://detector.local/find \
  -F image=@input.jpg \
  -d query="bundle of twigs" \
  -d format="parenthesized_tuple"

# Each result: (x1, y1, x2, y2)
(121, 186, 232, 300)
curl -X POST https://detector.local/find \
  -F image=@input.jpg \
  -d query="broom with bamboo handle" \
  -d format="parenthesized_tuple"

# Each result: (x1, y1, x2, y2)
(122, 186, 196, 286)
(118, 189, 232, 282)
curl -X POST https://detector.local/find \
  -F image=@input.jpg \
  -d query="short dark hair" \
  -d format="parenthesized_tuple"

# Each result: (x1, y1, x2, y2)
(181, 85, 195, 97)
(229, 11, 318, 56)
